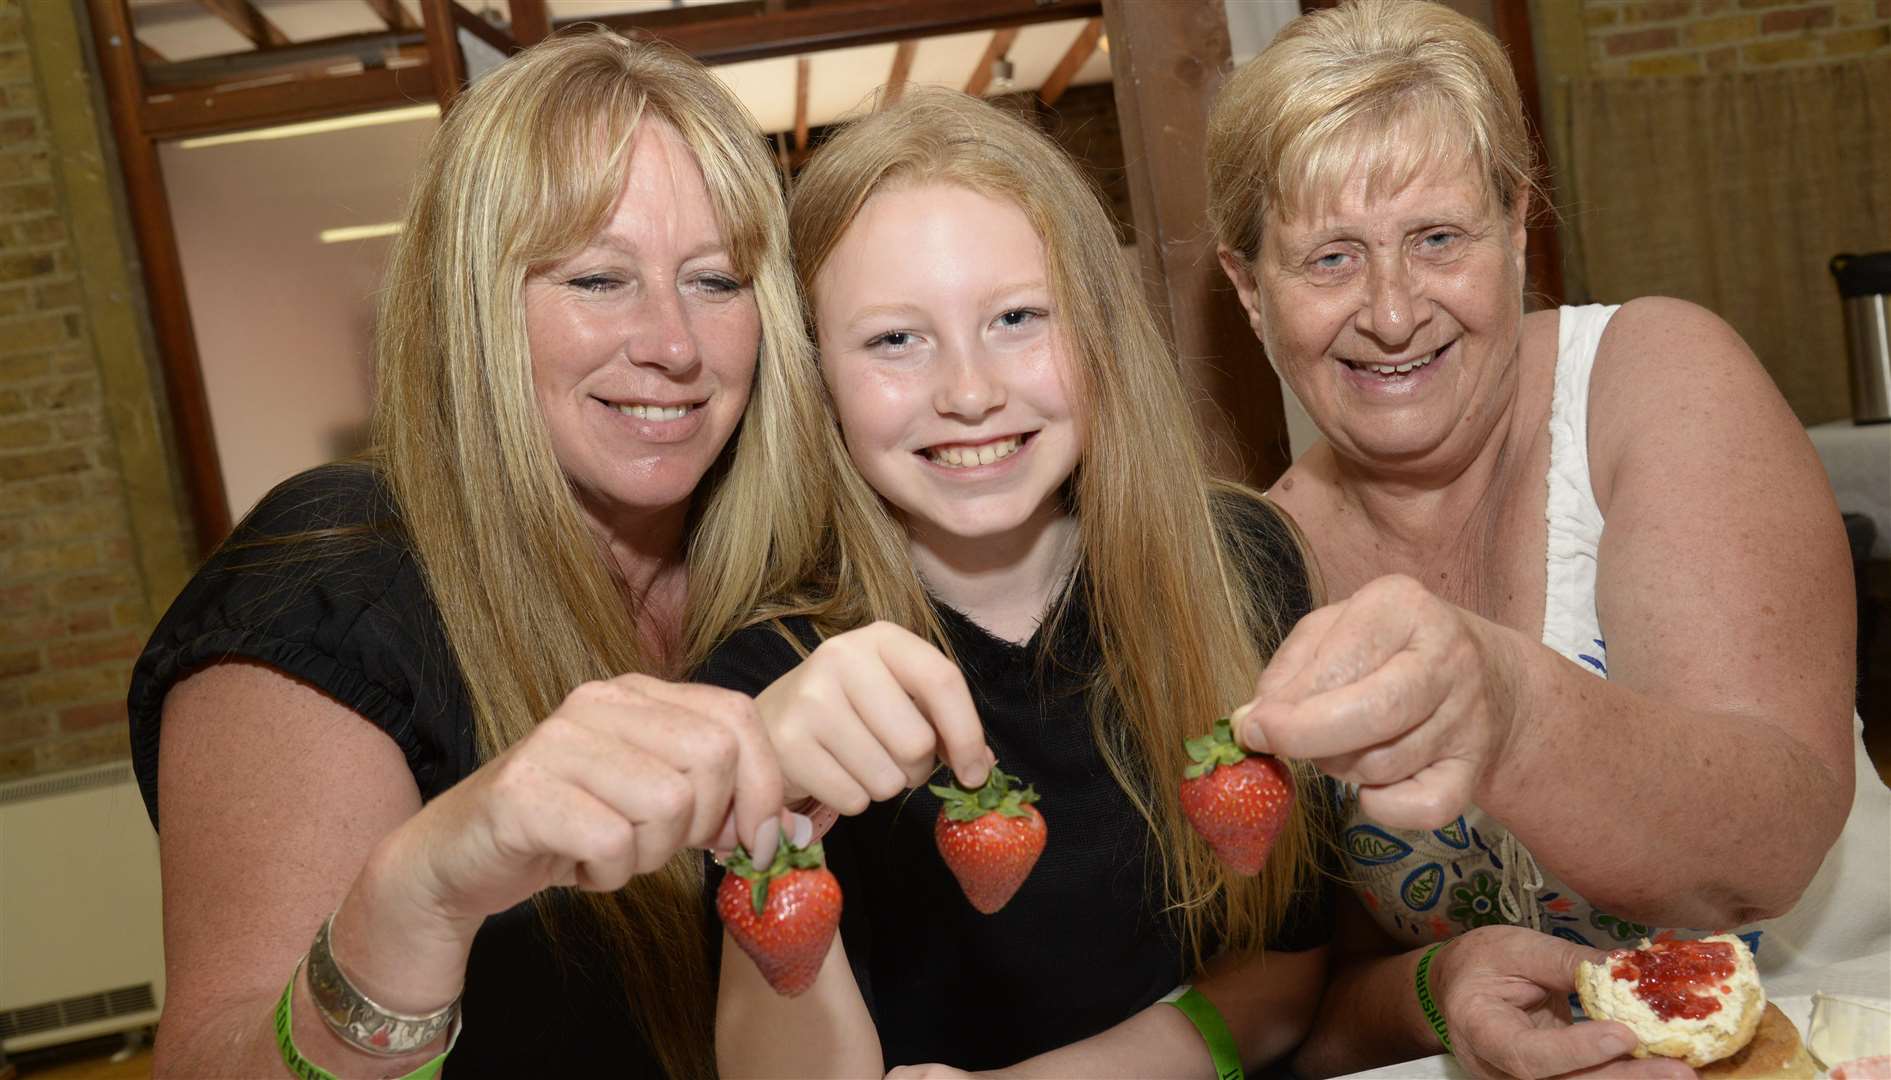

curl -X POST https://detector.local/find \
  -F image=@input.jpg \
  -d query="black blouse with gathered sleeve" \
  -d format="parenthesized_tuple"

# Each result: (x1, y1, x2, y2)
(128, 462, 670, 1077)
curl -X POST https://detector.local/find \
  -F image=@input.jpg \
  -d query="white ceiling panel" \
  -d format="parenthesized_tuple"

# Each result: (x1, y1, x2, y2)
(707, 54, 799, 134)
(137, 14, 255, 62)
(803, 40, 898, 130)
(1003, 20, 1091, 92)
(1071, 45, 1113, 89)
(257, 0, 385, 41)
(902, 29, 993, 95)
(547, 0, 746, 18)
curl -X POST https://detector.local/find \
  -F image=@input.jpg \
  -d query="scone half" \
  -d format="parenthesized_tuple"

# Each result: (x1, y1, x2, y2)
(1577, 934, 1765, 1069)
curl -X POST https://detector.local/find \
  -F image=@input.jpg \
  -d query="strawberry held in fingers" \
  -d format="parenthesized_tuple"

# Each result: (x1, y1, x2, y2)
(931, 765, 1046, 914)
(1181, 717, 1294, 876)
(716, 839, 843, 997)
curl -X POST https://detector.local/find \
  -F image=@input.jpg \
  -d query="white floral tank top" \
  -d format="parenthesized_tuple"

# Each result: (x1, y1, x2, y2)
(1339, 305, 1891, 981)
(1341, 305, 1697, 953)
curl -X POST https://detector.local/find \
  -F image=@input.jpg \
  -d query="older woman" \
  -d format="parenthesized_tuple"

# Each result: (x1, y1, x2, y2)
(125, 32, 827, 1078)
(1207, 0, 1890, 1076)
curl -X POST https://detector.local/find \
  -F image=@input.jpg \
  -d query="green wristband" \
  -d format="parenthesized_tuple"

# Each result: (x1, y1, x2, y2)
(1415, 941, 1453, 1055)
(1163, 984, 1243, 1080)
(275, 959, 457, 1080)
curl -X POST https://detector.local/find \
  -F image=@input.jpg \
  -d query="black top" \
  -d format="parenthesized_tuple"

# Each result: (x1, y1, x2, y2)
(128, 462, 668, 1077)
(695, 495, 1331, 1072)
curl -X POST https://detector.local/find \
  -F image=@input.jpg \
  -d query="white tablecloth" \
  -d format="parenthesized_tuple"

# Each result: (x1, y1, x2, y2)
(1335, 952, 1891, 1079)
(1809, 421, 1891, 560)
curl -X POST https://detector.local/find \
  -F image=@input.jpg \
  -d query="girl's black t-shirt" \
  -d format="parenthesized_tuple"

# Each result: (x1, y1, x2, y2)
(128, 462, 673, 1077)
(695, 495, 1333, 1072)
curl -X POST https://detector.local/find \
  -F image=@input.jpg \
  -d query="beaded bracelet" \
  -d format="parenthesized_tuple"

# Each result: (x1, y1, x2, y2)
(1415, 941, 1454, 1055)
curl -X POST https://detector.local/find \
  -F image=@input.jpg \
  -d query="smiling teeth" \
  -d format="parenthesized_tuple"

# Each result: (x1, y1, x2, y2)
(616, 404, 690, 420)
(1358, 351, 1436, 376)
(927, 435, 1022, 468)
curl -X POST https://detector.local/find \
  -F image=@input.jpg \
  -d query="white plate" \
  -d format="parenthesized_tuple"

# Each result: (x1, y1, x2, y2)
(1333, 993, 1889, 1080)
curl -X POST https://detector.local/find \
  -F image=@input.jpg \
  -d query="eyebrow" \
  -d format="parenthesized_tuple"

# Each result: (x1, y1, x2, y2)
(1283, 208, 1486, 252)
(837, 279, 1051, 331)
(982, 280, 1050, 306)
(557, 235, 734, 266)
(840, 302, 921, 332)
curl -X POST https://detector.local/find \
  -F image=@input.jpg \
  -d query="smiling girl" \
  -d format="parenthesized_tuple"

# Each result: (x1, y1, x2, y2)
(697, 90, 1334, 1077)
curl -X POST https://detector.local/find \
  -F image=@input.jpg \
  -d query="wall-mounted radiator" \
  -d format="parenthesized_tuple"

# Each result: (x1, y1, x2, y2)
(0, 762, 165, 1053)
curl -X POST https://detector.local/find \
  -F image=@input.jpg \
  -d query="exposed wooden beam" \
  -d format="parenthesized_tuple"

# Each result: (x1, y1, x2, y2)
(420, 0, 467, 108)
(510, 0, 552, 47)
(793, 55, 810, 155)
(448, 2, 518, 57)
(576, 0, 1101, 67)
(195, 0, 291, 48)
(964, 27, 1017, 96)
(362, 0, 419, 33)
(882, 39, 916, 108)
(84, 0, 232, 550)
(140, 61, 436, 140)
(1038, 16, 1101, 107)
(1101, 0, 1289, 486)
(141, 28, 422, 89)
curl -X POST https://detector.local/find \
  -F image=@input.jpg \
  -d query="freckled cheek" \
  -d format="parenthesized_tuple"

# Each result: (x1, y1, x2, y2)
(695, 301, 760, 377)
(532, 320, 621, 388)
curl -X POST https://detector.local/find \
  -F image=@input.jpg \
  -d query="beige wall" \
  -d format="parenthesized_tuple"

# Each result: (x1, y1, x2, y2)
(0, 0, 192, 780)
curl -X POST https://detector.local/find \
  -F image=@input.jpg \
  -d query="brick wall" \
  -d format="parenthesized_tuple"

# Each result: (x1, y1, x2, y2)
(1585, 0, 1891, 76)
(1, 0, 174, 780)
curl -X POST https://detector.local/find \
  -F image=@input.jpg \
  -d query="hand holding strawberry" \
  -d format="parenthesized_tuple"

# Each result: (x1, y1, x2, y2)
(1181, 717, 1294, 876)
(716, 838, 843, 997)
(930, 765, 1046, 914)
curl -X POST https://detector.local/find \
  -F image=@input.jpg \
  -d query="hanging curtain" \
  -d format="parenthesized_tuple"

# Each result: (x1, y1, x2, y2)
(1559, 55, 1891, 423)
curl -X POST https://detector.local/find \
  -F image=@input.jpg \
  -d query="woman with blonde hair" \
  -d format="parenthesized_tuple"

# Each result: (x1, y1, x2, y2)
(700, 88, 1332, 1077)
(1206, 1, 1889, 1076)
(126, 29, 828, 1077)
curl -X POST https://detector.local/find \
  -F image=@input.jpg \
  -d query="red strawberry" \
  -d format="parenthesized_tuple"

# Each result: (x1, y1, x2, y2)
(931, 765, 1047, 914)
(1180, 717, 1294, 875)
(716, 839, 842, 997)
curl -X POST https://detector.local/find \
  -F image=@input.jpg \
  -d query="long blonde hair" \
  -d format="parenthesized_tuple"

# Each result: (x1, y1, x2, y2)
(372, 29, 826, 1078)
(1206, 0, 1537, 263)
(778, 89, 1324, 966)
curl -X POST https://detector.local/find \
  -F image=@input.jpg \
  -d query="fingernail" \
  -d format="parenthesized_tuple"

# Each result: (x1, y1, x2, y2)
(1598, 1031, 1635, 1057)
(787, 811, 814, 848)
(1230, 701, 1254, 724)
(751, 818, 780, 865)
(1240, 717, 1271, 753)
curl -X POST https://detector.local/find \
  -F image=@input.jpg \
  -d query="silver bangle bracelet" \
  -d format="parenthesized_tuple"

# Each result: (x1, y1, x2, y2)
(306, 911, 461, 1057)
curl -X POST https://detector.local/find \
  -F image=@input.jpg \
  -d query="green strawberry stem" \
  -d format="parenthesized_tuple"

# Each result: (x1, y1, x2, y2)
(1183, 716, 1250, 780)
(723, 838, 827, 915)
(929, 763, 1040, 822)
